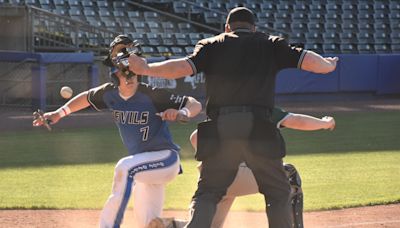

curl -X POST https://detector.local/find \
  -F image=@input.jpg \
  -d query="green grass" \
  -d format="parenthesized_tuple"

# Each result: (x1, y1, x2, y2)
(0, 112, 399, 211)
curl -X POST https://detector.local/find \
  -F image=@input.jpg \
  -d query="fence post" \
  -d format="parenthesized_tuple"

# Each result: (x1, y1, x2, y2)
(31, 64, 47, 111)
(89, 64, 99, 88)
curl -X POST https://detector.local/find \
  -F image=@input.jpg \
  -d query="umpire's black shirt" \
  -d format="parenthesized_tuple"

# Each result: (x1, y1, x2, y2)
(186, 29, 306, 115)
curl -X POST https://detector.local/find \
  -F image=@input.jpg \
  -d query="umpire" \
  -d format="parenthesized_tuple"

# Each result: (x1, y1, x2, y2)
(128, 7, 338, 228)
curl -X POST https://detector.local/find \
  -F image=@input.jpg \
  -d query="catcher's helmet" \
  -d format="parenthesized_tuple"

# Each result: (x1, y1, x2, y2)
(103, 35, 142, 85)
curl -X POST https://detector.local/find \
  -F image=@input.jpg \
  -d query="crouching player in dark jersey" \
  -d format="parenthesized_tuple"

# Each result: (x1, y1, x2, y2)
(187, 108, 335, 228)
(33, 35, 202, 228)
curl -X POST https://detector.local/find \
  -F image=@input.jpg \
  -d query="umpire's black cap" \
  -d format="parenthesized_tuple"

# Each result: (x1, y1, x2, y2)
(226, 7, 255, 25)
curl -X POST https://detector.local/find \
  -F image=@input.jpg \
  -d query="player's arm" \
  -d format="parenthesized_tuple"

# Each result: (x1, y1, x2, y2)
(33, 91, 91, 126)
(161, 96, 202, 122)
(281, 114, 335, 131)
(128, 55, 193, 79)
(301, 51, 338, 74)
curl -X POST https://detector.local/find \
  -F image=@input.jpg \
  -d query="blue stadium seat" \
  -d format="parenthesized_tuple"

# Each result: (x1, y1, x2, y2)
(304, 43, 323, 53)
(53, 0, 65, 7)
(174, 33, 189, 46)
(392, 44, 400, 53)
(141, 46, 157, 55)
(112, 1, 126, 10)
(291, 22, 308, 33)
(323, 31, 340, 43)
(290, 32, 306, 44)
(204, 12, 221, 24)
(374, 2, 389, 14)
(156, 46, 171, 56)
(277, 2, 293, 12)
(359, 23, 375, 32)
(127, 11, 142, 23)
(185, 46, 195, 55)
(292, 12, 308, 23)
(309, 4, 325, 13)
(309, 11, 325, 23)
(389, 1, 400, 11)
(53, 8, 68, 16)
(374, 12, 390, 23)
(147, 21, 163, 33)
(96, 1, 109, 8)
(161, 22, 176, 33)
(189, 33, 202, 45)
(67, 0, 79, 7)
(374, 33, 391, 44)
(342, 23, 358, 33)
(129, 33, 147, 45)
(81, 0, 93, 8)
(390, 31, 400, 43)
(274, 12, 291, 23)
(257, 12, 275, 24)
(171, 46, 185, 56)
(146, 33, 161, 46)
(341, 11, 358, 23)
(133, 21, 147, 33)
(326, 12, 341, 23)
(144, 12, 160, 21)
(160, 33, 175, 46)
(178, 22, 194, 33)
(323, 43, 341, 54)
(308, 22, 324, 32)
(340, 44, 358, 54)
(325, 22, 341, 32)
(293, 3, 308, 12)
(374, 44, 391, 53)
(260, 2, 275, 12)
(326, 3, 341, 13)
(342, 3, 357, 12)
(357, 31, 375, 44)
(340, 31, 358, 44)
(173, 1, 189, 14)
(374, 22, 391, 33)
(306, 32, 323, 43)
(357, 44, 375, 54)
(273, 22, 291, 32)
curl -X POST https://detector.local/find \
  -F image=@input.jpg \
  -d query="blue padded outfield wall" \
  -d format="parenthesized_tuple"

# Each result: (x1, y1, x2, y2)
(276, 54, 400, 95)
(0, 52, 399, 110)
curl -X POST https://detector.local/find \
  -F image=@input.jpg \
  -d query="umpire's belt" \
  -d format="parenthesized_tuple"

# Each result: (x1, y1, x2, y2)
(210, 105, 271, 119)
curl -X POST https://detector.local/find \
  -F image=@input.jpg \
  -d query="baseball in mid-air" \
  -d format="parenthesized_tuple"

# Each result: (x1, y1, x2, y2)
(60, 86, 73, 99)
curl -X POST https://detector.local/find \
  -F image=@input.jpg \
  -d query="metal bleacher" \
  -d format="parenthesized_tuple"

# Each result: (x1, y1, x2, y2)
(1, 0, 400, 55)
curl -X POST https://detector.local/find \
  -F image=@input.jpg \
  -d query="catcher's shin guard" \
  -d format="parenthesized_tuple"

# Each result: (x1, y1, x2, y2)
(284, 163, 304, 228)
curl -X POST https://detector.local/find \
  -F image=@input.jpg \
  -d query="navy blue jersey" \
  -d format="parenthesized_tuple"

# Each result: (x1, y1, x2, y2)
(87, 83, 188, 156)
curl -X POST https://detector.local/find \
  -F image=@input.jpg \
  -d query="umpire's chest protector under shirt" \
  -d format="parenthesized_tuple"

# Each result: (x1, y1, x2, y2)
(187, 29, 306, 112)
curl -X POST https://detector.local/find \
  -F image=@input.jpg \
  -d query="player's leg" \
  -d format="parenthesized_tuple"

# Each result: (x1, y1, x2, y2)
(99, 150, 180, 228)
(134, 151, 180, 227)
(132, 182, 165, 228)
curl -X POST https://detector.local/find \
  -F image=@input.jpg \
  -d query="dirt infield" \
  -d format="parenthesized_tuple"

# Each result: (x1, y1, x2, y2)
(1, 204, 400, 228)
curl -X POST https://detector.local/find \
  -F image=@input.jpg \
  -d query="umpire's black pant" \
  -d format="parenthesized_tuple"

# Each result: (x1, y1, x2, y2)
(186, 110, 292, 228)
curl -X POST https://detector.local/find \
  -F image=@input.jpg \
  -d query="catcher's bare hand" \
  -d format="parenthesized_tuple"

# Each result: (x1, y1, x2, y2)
(322, 116, 335, 130)
(33, 111, 61, 127)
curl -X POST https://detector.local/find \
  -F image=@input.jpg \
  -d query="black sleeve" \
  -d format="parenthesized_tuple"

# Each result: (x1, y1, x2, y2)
(87, 83, 114, 111)
(272, 36, 307, 71)
(186, 39, 209, 75)
(143, 84, 188, 112)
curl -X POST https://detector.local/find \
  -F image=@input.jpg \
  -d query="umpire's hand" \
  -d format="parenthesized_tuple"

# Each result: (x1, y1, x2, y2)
(128, 54, 148, 76)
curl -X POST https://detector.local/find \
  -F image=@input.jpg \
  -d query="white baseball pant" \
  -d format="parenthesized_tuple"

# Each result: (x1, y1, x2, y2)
(100, 149, 180, 228)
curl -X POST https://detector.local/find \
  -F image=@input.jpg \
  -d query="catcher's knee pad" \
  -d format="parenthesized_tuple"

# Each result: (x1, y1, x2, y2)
(284, 163, 304, 228)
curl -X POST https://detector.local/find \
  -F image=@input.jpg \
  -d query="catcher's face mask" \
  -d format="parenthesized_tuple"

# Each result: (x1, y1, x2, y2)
(103, 35, 142, 85)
